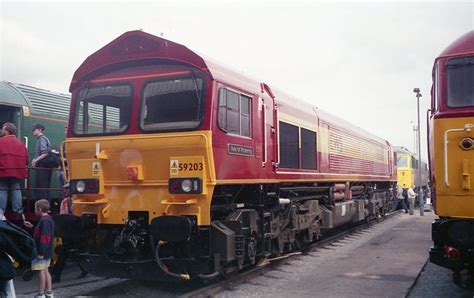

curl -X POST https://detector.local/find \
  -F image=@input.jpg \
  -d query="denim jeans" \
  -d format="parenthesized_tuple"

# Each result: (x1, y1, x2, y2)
(0, 177, 23, 213)
(396, 198, 409, 213)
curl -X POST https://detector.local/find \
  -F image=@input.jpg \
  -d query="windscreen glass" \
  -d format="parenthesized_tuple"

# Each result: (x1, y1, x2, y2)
(397, 155, 408, 168)
(140, 75, 204, 131)
(447, 57, 474, 108)
(73, 84, 133, 135)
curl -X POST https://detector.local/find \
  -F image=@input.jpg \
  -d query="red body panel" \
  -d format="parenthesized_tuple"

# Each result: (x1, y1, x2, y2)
(70, 30, 396, 184)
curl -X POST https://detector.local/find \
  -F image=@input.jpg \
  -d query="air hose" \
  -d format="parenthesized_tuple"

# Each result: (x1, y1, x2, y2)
(198, 270, 221, 279)
(154, 241, 190, 281)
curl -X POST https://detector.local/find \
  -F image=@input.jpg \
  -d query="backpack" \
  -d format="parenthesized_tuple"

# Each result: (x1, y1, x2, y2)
(40, 136, 61, 168)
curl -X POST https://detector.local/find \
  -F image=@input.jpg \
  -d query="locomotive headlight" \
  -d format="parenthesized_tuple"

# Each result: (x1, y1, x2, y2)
(181, 179, 193, 193)
(460, 138, 474, 150)
(76, 180, 86, 193)
(169, 178, 202, 194)
(70, 179, 99, 194)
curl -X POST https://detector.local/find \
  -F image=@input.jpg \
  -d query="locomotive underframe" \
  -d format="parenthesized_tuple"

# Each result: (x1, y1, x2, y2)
(74, 181, 395, 280)
(430, 218, 474, 275)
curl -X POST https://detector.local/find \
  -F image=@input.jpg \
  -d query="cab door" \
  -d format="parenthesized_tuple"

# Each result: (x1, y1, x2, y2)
(260, 83, 277, 178)
(259, 95, 276, 176)
(0, 104, 22, 137)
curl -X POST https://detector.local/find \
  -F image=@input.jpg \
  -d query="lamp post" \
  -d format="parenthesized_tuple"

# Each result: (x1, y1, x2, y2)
(410, 121, 417, 154)
(413, 125, 418, 155)
(413, 88, 424, 216)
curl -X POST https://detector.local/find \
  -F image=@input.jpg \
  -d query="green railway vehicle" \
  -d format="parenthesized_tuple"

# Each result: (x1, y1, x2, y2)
(0, 81, 69, 212)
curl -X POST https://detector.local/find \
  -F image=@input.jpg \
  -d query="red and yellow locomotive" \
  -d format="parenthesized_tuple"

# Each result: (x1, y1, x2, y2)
(429, 30, 474, 284)
(64, 31, 397, 280)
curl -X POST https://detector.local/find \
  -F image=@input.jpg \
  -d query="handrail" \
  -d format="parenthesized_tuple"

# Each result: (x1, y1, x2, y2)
(60, 141, 69, 182)
(444, 123, 473, 186)
(0, 165, 64, 219)
(261, 97, 267, 167)
(426, 109, 432, 187)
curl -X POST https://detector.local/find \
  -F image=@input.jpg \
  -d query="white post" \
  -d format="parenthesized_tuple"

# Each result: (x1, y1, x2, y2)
(414, 88, 424, 216)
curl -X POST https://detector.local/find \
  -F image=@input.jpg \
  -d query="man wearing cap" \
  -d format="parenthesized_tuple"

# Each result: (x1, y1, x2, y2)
(0, 123, 28, 223)
(32, 124, 52, 203)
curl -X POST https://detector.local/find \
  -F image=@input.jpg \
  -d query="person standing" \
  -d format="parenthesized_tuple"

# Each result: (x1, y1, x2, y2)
(0, 122, 28, 223)
(24, 199, 55, 298)
(396, 184, 409, 213)
(32, 124, 52, 203)
(407, 185, 418, 215)
(0, 208, 36, 297)
(57, 126, 68, 199)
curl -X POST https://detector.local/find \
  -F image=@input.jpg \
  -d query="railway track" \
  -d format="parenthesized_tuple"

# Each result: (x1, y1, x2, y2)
(183, 210, 403, 297)
(85, 210, 402, 297)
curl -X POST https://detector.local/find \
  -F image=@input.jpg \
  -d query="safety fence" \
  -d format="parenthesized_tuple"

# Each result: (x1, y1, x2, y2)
(0, 166, 67, 219)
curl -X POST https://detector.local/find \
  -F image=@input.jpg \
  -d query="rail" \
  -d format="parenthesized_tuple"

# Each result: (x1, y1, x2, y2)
(182, 209, 403, 297)
(84, 210, 403, 297)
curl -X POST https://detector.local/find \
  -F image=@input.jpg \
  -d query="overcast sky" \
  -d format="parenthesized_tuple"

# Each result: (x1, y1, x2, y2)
(1, 1, 473, 156)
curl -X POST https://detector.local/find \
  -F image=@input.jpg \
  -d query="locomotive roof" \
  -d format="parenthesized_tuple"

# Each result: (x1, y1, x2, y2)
(394, 146, 428, 164)
(394, 146, 415, 155)
(438, 30, 474, 58)
(71, 30, 390, 146)
(0, 81, 30, 107)
(0, 81, 70, 118)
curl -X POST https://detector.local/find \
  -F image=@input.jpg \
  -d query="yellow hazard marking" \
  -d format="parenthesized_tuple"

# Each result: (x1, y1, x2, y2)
(22, 106, 30, 117)
(170, 159, 179, 176)
(92, 161, 100, 177)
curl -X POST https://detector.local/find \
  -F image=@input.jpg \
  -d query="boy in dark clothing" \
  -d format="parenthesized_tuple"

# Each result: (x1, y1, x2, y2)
(24, 199, 55, 298)
(51, 184, 88, 283)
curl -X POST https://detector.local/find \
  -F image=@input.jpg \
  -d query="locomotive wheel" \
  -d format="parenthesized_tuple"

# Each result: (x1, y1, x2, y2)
(274, 237, 284, 255)
(365, 214, 372, 224)
(248, 238, 257, 265)
(380, 206, 386, 218)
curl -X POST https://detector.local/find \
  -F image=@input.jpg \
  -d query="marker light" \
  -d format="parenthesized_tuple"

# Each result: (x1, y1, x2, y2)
(70, 179, 100, 194)
(168, 178, 202, 194)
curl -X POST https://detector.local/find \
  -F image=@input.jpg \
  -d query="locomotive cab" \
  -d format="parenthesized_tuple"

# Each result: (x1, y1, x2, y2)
(65, 33, 219, 279)
(428, 31, 474, 284)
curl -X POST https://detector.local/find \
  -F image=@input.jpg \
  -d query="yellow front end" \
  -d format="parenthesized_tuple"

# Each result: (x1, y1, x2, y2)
(68, 131, 216, 225)
(433, 117, 474, 218)
(397, 168, 414, 189)
(397, 153, 414, 189)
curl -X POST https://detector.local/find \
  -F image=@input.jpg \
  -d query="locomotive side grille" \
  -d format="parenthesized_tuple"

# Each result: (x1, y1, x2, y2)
(328, 128, 389, 175)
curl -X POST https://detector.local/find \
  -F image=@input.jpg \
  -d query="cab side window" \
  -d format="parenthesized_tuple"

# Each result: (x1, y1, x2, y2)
(218, 88, 251, 137)
(434, 64, 440, 111)
(301, 128, 317, 170)
(279, 122, 299, 169)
